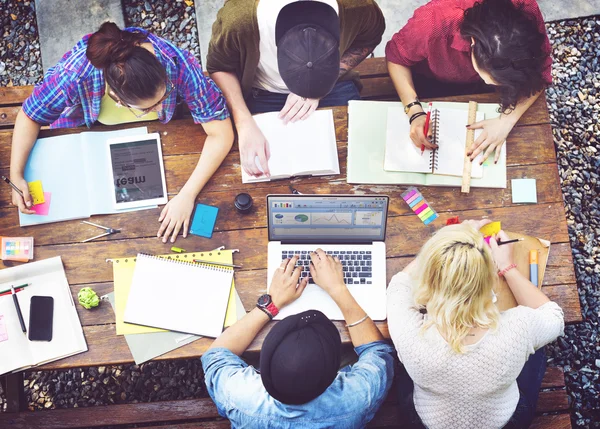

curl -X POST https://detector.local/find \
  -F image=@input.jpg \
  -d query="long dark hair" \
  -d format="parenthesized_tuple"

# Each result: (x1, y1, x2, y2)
(460, 0, 548, 113)
(86, 22, 167, 105)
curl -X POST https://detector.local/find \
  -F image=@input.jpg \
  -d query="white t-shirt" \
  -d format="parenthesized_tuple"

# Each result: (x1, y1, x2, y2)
(254, 0, 339, 94)
(387, 272, 564, 429)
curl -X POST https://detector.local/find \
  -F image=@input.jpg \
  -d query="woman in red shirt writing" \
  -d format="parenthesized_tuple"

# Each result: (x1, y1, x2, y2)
(386, 0, 552, 163)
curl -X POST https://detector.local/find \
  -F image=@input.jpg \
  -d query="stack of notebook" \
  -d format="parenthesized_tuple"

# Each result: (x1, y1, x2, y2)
(110, 249, 245, 364)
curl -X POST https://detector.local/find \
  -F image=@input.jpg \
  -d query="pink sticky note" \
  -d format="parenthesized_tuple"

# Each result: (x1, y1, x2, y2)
(0, 315, 8, 342)
(32, 192, 51, 215)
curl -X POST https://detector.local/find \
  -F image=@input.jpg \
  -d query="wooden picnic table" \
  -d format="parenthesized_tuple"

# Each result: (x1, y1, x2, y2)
(0, 87, 579, 428)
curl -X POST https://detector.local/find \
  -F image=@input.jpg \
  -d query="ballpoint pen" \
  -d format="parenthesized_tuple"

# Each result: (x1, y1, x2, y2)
(1, 175, 24, 198)
(11, 285, 27, 334)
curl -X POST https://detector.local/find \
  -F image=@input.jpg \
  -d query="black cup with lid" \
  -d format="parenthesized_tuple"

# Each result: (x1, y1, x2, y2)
(234, 193, 253, 213)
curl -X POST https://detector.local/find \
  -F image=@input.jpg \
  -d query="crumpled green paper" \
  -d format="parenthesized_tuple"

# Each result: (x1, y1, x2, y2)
(78, 287, 100, 309)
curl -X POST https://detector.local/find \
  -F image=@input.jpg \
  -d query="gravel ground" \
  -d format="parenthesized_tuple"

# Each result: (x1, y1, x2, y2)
(0, 0, 40, 87)
(0, 2, 599, 426)
(544, 18, 600, 428)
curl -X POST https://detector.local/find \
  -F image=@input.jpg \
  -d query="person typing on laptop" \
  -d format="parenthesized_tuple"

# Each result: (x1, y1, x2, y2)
(201, 251, 395, 429)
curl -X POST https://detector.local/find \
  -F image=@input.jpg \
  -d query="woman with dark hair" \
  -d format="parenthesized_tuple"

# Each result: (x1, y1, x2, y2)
(386, 0, 551, 163)
(10, 22, 233, 243)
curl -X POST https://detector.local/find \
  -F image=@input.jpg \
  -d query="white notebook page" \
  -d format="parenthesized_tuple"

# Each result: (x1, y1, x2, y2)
(241, 110, 339, 182)
(434, 109, 484, 178)
(124, 254, 233, 337)
(384, 106, 433, 173)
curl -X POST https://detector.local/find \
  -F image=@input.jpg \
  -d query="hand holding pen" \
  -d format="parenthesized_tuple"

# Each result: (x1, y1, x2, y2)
(2, 175, 35, 215)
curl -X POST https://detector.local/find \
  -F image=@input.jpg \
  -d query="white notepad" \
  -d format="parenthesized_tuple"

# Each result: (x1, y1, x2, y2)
(241, 110, 340, 183)
(123, 254, 234, 337)
(384, 106, 485, 178)
(0, 257, 88, 376)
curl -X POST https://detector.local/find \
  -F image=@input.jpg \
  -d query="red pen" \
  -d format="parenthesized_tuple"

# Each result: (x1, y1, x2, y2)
(421, 102, 433, 156)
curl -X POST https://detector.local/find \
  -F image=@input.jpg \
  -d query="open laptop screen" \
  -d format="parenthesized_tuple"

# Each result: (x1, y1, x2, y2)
(267, 195, 389, 244)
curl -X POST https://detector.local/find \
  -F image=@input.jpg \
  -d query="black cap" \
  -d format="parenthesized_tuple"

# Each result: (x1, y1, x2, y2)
(276, 1, 340, 99)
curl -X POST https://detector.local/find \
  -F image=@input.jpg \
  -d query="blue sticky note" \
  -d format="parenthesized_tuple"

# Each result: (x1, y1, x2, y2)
(189, 204, 219, 238)
(511, 179, 537, 204)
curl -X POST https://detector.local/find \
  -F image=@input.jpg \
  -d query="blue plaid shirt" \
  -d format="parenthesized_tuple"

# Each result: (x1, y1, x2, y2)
(23, 28, 229, 128)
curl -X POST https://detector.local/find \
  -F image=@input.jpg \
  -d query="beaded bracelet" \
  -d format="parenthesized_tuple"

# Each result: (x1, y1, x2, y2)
(498, 263, 517, 277)
(409, 111, 427, 125)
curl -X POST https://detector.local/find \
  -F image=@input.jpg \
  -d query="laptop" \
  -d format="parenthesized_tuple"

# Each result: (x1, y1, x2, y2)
(267, 194, 389, 321)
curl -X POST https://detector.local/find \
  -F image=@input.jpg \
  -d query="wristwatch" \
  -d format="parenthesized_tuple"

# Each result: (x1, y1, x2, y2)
(404, 98, 421, 114)
(256, 294, 279, 319)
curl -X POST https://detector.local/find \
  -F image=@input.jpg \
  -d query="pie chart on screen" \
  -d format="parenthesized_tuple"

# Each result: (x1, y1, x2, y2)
(294, 214, 309, 223)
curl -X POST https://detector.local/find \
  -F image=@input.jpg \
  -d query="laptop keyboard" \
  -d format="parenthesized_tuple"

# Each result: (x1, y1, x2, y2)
(281, 250, 372, 285)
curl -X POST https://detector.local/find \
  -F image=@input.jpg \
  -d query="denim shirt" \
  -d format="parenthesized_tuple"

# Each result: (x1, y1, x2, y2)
(201, 341, 395, 429)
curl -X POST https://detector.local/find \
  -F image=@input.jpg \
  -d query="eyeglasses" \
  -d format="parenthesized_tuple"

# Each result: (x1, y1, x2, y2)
(112, 80, 175, 118)
(489, 57, 537, 71)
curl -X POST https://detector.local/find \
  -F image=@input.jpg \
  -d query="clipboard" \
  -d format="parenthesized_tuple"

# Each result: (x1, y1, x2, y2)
(494, 231, 550, 312)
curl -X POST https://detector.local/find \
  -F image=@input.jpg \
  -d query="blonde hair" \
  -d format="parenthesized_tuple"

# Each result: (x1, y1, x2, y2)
(413, 223, 500, 353)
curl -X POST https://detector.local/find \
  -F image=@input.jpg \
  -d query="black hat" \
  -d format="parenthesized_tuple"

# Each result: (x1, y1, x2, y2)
(275, 1, 340, 99)
(260, 310, 341, 405)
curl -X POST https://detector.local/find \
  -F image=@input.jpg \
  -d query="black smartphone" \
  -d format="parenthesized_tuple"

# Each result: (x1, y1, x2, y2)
(28, 296, 54, 342)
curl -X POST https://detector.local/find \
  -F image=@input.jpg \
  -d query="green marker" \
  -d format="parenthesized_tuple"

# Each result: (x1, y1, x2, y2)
(171, 247, 186, 253)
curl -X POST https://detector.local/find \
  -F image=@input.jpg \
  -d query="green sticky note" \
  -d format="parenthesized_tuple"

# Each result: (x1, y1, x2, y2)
(511, 179, 537, 203)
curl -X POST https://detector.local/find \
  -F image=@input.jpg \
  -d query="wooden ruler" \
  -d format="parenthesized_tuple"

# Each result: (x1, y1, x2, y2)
(461, 101, 478, 193)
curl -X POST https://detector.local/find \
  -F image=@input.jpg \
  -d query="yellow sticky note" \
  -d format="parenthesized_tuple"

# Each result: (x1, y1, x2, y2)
(480, 221, 501, 237)
(28, 181, 45, 205)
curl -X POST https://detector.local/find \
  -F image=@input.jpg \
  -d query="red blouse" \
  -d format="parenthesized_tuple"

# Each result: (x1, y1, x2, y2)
(385, 0, 552, 85)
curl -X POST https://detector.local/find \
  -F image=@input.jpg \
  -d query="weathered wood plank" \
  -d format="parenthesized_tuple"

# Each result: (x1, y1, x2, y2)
(37, 318, 390, 370)
(530, 413, 572, 429)
(68, 276, 580, 331)
(0, 114, 555, 182)
(537, 389, 570, 413)
(355, 56, 388, 77)
(0, 398, 220, 428)
(41, 280, 579, 370)
(0, 105, 21, 127)
(0, 85, 33, 105)
(541, 367, 566, 389)
(0, 162, 565, 245)
(0, 204, 572, 283)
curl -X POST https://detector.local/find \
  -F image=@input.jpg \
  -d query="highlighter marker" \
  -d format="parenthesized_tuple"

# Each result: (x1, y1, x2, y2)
(529, 250, 538, 286)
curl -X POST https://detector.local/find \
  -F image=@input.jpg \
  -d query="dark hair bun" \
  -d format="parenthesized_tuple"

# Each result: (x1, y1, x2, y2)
(86, 22, 147, 69)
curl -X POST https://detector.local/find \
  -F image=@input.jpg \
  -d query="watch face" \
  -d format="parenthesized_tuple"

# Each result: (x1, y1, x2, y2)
(257, 294, 271, 307)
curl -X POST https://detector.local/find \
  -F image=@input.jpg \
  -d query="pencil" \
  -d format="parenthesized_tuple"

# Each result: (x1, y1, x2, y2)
(1, 175, 24, 198)
(498, 238, 524, 246)
(193, 259, 241, 268)
(0, 283, 30, 295)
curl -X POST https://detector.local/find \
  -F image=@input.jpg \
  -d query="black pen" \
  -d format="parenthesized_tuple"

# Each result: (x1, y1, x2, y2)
(498, 238, 524, 246)
(1, 175, 24, 198)
(10, 285, 27, 334)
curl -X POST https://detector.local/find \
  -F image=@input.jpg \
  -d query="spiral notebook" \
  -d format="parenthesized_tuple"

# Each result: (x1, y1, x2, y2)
(384, 106, 486, 178)
(123, 254, 234, 337)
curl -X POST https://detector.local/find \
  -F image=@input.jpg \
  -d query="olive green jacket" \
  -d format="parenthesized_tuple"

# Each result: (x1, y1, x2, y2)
(206, 0, 385, 100)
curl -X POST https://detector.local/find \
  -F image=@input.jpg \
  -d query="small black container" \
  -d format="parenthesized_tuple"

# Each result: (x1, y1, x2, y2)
(234, 193, 253, 213)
